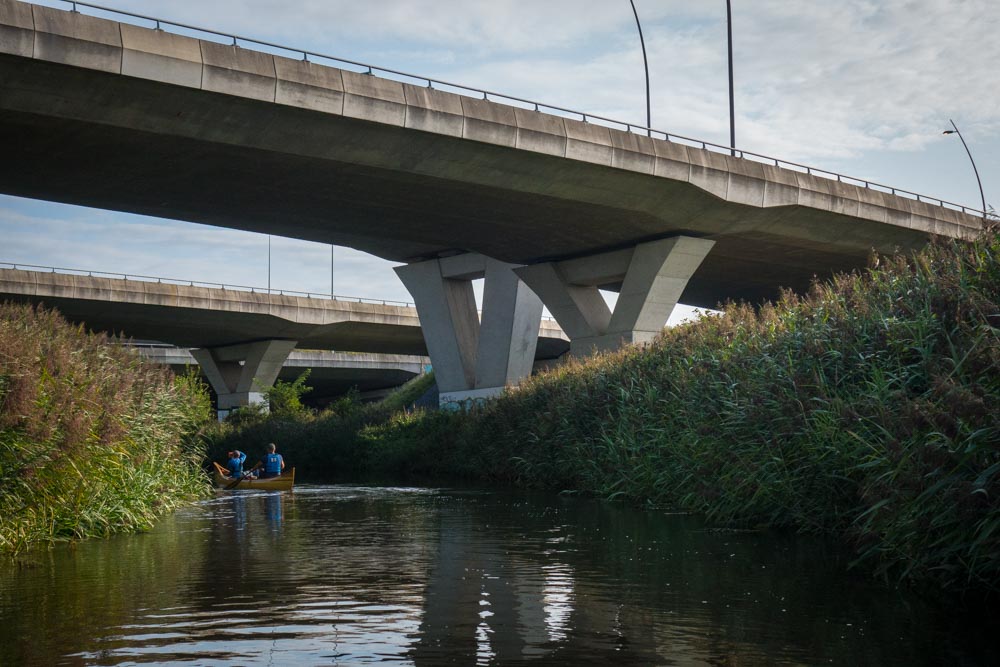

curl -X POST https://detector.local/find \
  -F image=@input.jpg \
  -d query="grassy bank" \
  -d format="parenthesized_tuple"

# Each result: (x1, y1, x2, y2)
(213, 234, 999, 595)
(0, 303, 213, 555)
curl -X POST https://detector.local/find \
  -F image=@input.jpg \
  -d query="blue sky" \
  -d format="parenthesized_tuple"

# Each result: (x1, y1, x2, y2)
(3, 0, 997, 317)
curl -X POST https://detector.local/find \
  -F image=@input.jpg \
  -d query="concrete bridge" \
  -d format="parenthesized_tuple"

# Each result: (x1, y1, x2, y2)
(133, 343, 430, 406)
(0, 265, 567, 410)
(0, 0, 984, 404)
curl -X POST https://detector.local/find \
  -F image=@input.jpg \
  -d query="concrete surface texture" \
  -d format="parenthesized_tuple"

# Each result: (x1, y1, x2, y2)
(190, 339, 297, 410)
(395, 253, 544, 397)
(516, 236, 715, 355)
(0, 0, 984, 312)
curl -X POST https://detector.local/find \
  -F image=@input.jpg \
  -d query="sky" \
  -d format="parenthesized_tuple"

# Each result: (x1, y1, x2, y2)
(3, 0, 998, 320)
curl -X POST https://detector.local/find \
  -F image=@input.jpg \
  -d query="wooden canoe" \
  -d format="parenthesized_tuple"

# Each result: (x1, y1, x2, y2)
(212, 462, 295, 491)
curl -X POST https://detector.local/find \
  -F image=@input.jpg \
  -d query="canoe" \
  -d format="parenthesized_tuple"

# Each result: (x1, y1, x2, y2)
(212, 462, 295, 491)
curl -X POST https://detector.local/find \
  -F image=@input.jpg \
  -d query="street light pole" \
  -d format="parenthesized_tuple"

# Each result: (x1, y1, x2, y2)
(727, 0, 735, 155)
(629, 0, 651, 136)
(943, 119, 987, 221)
(267, 235, 271, 292)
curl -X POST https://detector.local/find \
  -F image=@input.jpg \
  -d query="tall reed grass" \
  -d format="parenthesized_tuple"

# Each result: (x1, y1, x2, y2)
(358, 234, 999, 595)
(0, 303, 213, 554)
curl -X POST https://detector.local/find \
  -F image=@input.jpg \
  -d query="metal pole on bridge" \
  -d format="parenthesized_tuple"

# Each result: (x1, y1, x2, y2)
(629, 0, 652, 137)
(943, 120, 988, 222)
(727, 0, 736, 156)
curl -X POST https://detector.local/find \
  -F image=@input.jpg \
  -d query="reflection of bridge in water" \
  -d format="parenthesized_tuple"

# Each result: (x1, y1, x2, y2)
(202, 490, 673, 663)
(3, 487, 986, 663)
(203, 489, 930, 664)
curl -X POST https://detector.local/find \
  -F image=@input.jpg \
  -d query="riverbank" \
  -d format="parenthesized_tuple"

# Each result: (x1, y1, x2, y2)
(215, 233, 999, 596)
(0, 303, 213, 555)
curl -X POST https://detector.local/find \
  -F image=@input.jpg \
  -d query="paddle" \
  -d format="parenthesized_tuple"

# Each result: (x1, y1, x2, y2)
(214, 461, 247, 490)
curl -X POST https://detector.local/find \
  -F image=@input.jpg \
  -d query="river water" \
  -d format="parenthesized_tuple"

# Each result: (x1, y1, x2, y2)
(1, 486, 996, 666)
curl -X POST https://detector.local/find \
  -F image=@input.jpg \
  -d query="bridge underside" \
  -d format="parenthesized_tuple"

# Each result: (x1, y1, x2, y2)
(1, 291, 425, 353)
(1, 0, 980, 407)
(0, 52, 929, 310)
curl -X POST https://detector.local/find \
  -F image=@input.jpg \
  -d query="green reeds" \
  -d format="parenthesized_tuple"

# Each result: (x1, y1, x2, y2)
(361, 234, 999, 595)
(0, 304, 213, 555)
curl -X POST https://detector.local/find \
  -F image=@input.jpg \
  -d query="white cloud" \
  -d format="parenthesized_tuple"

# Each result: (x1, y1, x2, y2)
(0, 200, 414, 302)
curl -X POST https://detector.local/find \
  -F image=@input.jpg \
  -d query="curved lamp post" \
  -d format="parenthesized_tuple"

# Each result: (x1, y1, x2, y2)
(628, 1, 736, 151)
(943, 119, 987, 221)
(628, 0, 651, 136)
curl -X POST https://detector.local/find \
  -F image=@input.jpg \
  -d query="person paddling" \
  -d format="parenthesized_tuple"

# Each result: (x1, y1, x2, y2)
(225, 450, 247, 479)
(250, 443, 285, 479)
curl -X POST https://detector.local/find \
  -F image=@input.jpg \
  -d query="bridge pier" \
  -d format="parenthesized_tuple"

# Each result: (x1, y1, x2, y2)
(515, 236, 715, 356)
(395, 254, 543, 408)
(190, 339, 297, 418)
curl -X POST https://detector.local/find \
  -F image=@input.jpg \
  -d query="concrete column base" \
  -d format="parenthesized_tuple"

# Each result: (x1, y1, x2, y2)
(216, 391, 267, 411)
(569, 331, 660, 356)
(516, 236, 714, 357)
(439, 386, 507, 410)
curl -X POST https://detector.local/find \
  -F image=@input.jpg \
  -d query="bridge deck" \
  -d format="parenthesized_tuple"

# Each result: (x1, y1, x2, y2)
(0, 268, 570, 358)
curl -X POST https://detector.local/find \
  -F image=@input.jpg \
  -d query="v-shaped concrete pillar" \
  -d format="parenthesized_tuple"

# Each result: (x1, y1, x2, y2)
(515, 236, 714, 356)
(395, 254, 543, 405)
(190, 339, 297, 415)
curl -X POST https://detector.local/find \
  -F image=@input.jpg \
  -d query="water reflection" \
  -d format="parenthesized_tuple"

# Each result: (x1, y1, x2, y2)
(265, 493, 283, 531)
(0, 487, 996, 666)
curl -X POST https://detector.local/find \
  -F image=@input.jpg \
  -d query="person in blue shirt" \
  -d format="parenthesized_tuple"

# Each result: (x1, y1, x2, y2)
(250, 443, 285, 479)
(225, 450, 247, 479)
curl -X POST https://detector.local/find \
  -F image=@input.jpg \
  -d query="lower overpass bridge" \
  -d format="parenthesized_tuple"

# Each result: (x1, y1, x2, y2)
(133, 343, 431, 406)
(0, 265, 568, 411)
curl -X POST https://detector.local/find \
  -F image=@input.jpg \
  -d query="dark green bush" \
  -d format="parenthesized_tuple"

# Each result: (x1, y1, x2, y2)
(206, 371, 437, 481)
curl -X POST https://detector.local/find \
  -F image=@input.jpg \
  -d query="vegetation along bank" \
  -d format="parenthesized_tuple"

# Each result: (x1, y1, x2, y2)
(219, 233, 1000, 597)
(0, 303, 212, 555)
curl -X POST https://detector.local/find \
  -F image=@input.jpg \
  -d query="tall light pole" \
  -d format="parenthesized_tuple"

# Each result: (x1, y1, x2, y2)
(267, 235, 271, 291)
(629, 0, 651, 136)
(727, 0, 735, 155)
(943, 119, 987, 221)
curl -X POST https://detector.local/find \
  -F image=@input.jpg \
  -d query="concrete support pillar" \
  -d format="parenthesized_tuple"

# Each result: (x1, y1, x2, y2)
(190, 339, 297, 416)
(515, 236, 714, 356)
(395, 254, 543, 406)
